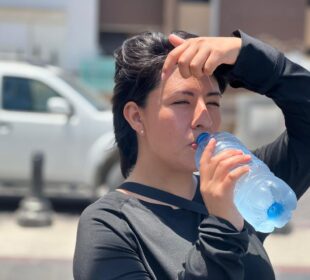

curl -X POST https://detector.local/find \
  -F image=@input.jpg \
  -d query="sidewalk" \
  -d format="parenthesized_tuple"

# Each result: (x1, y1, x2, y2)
(265, 227, 310, 268)
(0, 192, 309, 280)
(264, 190, 310, 278)
(0, 212, 77, 280)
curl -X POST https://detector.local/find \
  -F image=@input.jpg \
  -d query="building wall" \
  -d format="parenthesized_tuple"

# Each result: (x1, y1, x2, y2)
(98, 0, 177, 54)
(304, 3, 310, 51)
(98, 0, 212, 53)
(98, 0, 308, 56)
(219, 0, 305, 49)
(178, 2, 210, 36)
(0, 0, 64, 9)
(0, 0, 98, 71)
(64, 0, 98, 71)
(99, 0, 163, 33)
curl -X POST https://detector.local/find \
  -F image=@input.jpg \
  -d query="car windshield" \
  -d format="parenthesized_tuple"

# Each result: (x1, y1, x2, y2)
(58, 72, 110, 111)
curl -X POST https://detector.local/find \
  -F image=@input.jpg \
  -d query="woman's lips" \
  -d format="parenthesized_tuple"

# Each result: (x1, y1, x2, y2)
(191, 143, 198, 150)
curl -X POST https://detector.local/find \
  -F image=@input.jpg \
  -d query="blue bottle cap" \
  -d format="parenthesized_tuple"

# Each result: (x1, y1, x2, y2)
(196, 132, 210, 144)
(267, 202, 284, 219)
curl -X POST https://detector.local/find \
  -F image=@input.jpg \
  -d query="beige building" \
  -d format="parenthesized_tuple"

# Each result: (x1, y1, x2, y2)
(98, 0, 308, 54)
(97, 0, 310, 134)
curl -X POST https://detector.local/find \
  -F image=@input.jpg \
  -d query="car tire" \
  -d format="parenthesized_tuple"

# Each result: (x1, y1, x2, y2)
(95, 161, 124, 199)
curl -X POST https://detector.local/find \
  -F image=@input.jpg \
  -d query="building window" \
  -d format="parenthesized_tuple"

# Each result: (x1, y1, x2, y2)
(99, 32, 129, 55)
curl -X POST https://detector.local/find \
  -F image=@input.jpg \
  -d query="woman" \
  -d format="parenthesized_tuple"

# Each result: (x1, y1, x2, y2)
(73, 30, 310, 279)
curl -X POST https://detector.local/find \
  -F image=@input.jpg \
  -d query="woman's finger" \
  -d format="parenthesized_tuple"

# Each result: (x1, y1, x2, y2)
(189, 47, 211, 78)
(177, 45, 199, 79)
(199, 138, 216, 168)
(213, 154, 251, 180)
(168, 34, 185, 47)
(203, 51, 223, 76)
(162, 41, 189, 80)
(201, 149, 244, 179)
(223, 165, 250, 189)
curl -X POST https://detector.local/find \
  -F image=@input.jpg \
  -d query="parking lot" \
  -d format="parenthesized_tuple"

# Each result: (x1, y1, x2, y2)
(0, 190, 310, 280)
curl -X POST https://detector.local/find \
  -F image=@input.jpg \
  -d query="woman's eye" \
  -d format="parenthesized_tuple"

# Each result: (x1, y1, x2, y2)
(206, 102, 220, 107)
(173, 101, 190, 105)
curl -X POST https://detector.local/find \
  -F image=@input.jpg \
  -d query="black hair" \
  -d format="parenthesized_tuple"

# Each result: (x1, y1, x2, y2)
(112, 31, 227, 178)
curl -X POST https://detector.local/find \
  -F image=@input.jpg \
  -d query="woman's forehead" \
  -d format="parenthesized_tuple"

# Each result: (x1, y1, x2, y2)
(162, 69, 219, 95)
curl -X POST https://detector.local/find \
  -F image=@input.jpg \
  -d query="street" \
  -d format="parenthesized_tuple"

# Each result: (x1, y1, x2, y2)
(0, 196, 86, 280)
(0, 190, 309, 280)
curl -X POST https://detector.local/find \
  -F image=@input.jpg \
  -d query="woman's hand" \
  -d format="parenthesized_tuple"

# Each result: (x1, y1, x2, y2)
(162, 34, 242, 80)
(199, 138, 251, 231)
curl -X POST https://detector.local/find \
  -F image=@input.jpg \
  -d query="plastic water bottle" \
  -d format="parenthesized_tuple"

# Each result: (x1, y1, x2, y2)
(195, 131, 297, 233)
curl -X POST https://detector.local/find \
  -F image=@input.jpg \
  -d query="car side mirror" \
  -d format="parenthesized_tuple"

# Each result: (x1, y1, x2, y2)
(47, 97, 72, 116)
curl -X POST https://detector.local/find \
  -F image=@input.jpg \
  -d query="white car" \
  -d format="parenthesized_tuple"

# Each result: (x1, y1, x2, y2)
(0, 61, 123, 199)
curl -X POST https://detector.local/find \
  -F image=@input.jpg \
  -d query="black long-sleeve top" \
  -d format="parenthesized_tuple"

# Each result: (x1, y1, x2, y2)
(73, 31, 310, 280)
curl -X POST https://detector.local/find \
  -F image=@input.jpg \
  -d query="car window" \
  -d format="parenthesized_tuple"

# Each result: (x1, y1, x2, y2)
(58, 73, 110, 111)
(2, 76, 61, 113)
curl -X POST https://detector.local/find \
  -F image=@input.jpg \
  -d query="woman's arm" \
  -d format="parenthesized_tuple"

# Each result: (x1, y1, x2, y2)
(178, 215, 249, 279)
(163, 30, 310, 243)
(228, 30, 310, 201)
(163, 29, 310, 215)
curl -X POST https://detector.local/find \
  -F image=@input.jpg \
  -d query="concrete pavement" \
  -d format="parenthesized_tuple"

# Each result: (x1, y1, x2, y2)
(0, 191, 309, 280)
(264, 190, 310, 279)
(0, 213, 78, 260)
(0, 212, 77, 280)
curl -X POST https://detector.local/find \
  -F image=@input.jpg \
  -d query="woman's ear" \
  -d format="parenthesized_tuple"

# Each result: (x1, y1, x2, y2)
(123, 101, 145, 135)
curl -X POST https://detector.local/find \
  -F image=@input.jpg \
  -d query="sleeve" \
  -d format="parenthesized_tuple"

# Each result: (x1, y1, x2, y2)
(73, 206, 153, 280)
(178, 215, 249, 280)
(226, 30, 310, 201)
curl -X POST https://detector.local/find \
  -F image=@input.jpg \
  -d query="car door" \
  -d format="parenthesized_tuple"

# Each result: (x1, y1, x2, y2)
(0, 75, 80, 185)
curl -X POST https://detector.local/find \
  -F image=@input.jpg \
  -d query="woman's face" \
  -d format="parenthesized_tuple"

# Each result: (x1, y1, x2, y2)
(139, 69, 222, 173)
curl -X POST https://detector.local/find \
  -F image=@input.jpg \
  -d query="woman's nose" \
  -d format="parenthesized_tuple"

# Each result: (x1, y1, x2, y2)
(191, 100, 213, 130)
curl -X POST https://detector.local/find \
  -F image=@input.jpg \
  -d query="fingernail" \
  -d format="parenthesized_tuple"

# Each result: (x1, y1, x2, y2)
(210, 138, 216, 145)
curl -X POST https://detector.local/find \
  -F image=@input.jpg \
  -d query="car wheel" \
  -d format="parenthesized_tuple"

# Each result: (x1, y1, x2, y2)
(95, 161, 124, 199)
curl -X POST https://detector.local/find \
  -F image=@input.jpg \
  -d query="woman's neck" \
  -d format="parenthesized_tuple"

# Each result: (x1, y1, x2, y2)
(125, 163, 197, 200)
